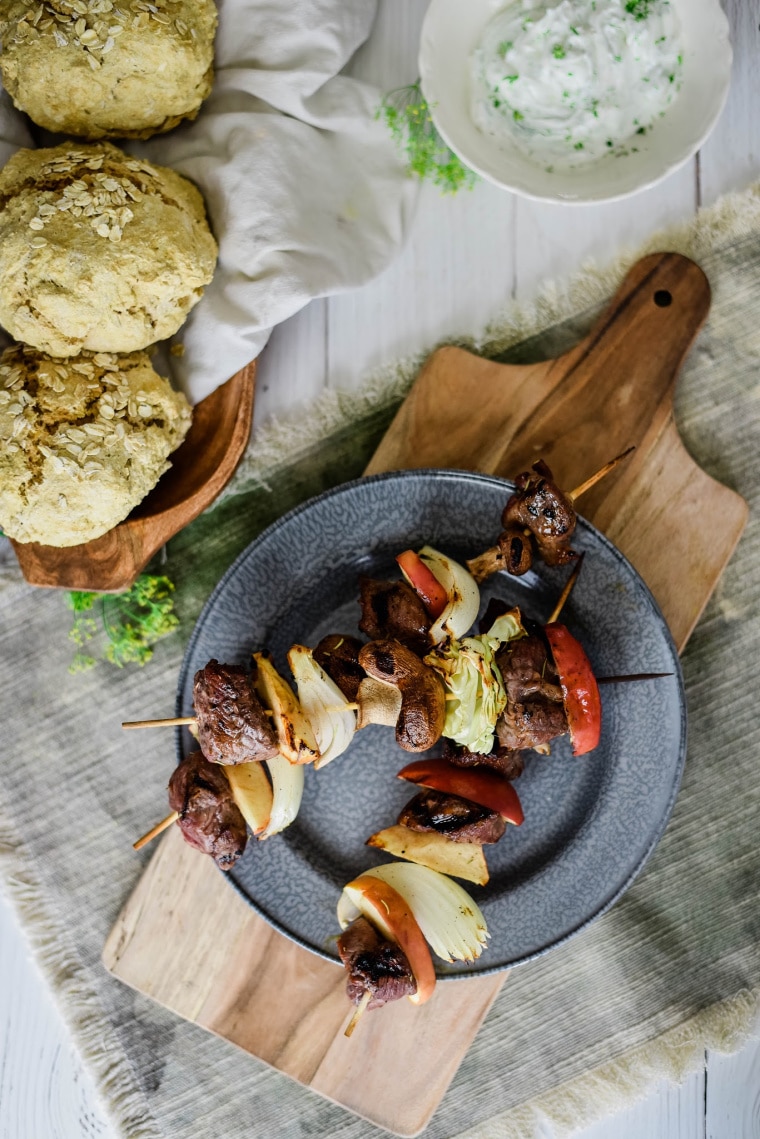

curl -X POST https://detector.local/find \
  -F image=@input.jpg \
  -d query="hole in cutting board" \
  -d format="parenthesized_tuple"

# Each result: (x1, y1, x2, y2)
(654, 290, 673, 307)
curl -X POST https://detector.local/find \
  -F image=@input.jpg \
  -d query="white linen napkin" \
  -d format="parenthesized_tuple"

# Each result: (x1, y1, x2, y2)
(0, 0, 417, 402)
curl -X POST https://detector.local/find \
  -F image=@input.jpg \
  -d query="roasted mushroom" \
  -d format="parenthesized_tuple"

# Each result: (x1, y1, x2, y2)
(358, 639, 446, 752)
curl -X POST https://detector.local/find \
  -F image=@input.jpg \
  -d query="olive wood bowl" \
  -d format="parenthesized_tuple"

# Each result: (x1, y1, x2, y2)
(11, 361, 256, 592)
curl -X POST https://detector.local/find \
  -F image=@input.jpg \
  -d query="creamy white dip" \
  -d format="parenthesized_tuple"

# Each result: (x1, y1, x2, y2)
(472, 0, 684, 168)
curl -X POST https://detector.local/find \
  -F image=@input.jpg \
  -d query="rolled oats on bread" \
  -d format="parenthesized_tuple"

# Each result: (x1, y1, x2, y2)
(0, 343, 192, 546)
(0, 142, 218, 357)
(0, 0, 217, 140)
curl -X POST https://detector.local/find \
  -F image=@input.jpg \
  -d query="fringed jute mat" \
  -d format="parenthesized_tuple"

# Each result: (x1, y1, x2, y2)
(2, 184, 760, 1139)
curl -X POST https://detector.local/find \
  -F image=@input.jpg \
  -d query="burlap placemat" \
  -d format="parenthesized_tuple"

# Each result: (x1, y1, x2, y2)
(1, 183, 760, 1139)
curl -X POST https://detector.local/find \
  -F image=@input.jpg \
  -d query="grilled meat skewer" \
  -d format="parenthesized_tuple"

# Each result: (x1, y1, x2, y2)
(313, 634, 366, 702)
(337, 916, 417, 1011)
(167, 751, 248, 870)
(358, 577, 431, 655)
(399, 789, 507, 845)
(193, 659, 279, 766)
(502, 460, 578, 567)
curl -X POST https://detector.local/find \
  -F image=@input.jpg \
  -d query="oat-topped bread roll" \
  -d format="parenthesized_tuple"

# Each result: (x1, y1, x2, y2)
(0, 142, 217, 357)
(0, 0, 217, 139)
(0, 343, 192, 546)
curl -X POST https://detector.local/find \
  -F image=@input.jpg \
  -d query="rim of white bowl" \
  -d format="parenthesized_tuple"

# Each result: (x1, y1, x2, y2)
(419, 0, 733, 205)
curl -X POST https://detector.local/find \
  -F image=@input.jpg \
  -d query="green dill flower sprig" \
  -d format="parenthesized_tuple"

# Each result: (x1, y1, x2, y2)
(379, 81, 477, 194)
(66, 573, 179, 673)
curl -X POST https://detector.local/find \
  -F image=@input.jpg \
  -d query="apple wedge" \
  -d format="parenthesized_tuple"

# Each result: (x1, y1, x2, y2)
(226, 761, 273, 836)
(252, 652, 318, 764)
(397, 758, 524, 826)
(337, 874, 436, 1005)
(367, 824, 489, 886)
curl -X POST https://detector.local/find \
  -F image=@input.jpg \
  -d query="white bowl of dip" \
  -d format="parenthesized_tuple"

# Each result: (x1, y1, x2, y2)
(419, 0, 732, 203)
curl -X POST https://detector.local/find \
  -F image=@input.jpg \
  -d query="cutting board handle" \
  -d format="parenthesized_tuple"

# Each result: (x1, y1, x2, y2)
(555, 251, 711, 422)
(366, 253, 711, 487)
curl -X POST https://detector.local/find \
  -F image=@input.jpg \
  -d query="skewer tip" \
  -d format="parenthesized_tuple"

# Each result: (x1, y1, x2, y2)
(344, 990, 372, 1037)
(133, 811, 180, 851)
(568, 446, 636, 503)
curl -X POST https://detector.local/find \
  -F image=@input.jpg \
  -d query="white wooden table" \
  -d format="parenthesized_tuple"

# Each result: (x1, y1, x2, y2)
(2, 2, 759, 1136)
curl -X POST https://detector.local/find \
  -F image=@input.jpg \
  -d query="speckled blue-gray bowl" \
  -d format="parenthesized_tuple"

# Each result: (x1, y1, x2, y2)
(177, 469, 686, 978)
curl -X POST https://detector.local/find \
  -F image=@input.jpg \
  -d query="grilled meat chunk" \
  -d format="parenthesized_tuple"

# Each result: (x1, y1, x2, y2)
(168, 751, 247, 870)
(399, 788, 507, 844)
(193, 659, 279, 766)
(502, 460, 577, 566)
(337, 916, 417, 1010)
(478, 596, 513, 634)
(496, 699, 568, 751)
(358, 577, 430, 655)
(496, 634, 564, 705)
(445, 740, 526, 780)
(313, 634, 365, 702)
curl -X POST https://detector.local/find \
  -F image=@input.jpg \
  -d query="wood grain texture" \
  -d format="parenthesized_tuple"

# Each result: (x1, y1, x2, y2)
(10, 362, 256, 593)
(103, 827, 503, 1138)
(366, 252, 748, 649)
(102, 252, 748, 1137)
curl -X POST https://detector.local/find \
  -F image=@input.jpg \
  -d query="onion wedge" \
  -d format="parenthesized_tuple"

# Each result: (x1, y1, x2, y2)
(418, 546, 480, 645)
(258, 752, 304, 839)
(288, 645, 356, 769)
(343, 862, 489, 964)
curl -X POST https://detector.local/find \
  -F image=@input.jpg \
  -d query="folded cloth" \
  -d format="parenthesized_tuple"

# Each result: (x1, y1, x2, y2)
(0, 0, 417, 402)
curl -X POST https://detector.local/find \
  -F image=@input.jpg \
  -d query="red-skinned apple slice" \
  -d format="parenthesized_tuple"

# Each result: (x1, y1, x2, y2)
(337, 874, 437, 1005)
(396, 550, 448, 619)
(544, 622, 601, 756)
(397, 758, 524, 826)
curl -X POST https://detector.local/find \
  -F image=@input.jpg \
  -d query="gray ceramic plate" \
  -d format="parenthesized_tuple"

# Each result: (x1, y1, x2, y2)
(177, 469, 686, 978)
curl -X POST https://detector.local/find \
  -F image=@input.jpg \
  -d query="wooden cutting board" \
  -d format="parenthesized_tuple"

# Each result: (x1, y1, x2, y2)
(103, 253, 748, 1137)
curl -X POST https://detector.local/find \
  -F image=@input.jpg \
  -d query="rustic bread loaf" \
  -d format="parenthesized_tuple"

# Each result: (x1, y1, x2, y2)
(0, 343, 192, 546)
(0, 0, 217, 140)
(0, 142, 217, 357)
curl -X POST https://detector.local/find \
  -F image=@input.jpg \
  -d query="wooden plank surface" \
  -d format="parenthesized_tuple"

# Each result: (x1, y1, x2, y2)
(3, 1, 760, 1137)
(103, 828, 503, 1137)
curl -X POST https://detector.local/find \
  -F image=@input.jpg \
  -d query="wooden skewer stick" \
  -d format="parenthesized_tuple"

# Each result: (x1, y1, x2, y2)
(597, 672, 673, 684)
(133, 811, 179, 851)
(546, 553, 585, 625)
(344, 990, 372, 1038)
(122, 715, 196, 730)
(120, 710, 194, 728)
(567, 446, 635, 503)
(122, 708, 279, 730)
